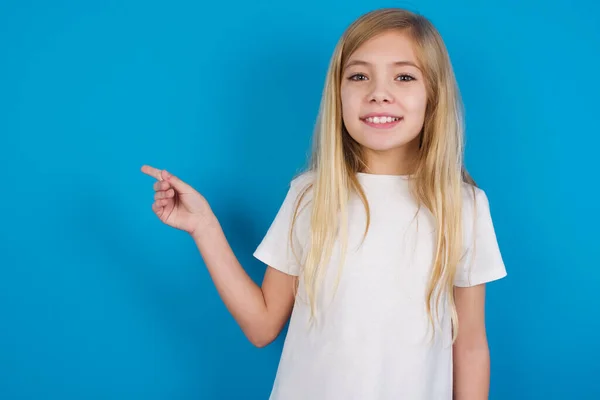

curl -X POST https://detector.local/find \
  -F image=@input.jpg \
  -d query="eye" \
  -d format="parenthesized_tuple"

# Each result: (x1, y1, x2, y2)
(348, 73, 367, 81)
(397, 74, 416, 82)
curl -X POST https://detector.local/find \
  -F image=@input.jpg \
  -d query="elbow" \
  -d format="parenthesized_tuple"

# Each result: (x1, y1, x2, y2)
(250, 336, 274, 348)
(454, 331, 489, 353)
(453, 336, 490, 364)
(246, 327, 279, 348)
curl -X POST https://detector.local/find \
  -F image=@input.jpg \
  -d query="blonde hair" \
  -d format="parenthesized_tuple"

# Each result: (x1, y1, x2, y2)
(290, 8, 477, 342)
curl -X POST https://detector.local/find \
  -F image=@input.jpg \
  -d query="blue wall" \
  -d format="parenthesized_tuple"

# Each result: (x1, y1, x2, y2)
(1, 0, 598, 399)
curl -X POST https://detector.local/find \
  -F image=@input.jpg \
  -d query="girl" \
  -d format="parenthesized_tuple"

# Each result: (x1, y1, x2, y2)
(141, 7, 506, 400)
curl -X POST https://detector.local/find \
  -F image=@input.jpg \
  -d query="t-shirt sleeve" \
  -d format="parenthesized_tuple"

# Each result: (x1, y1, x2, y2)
(253, 177, 307, 276)
(454, 188, 508, 287)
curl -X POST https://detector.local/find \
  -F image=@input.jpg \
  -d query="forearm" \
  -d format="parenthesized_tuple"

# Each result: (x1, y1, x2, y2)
(191, 213, 271, 346)
(453, 345, 490, 400)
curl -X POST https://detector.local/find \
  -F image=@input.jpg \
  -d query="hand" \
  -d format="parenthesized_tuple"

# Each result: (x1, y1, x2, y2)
(141, 165, 213, 236)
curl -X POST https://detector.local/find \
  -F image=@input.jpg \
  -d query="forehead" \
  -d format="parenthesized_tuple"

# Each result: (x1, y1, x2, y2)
(345, 30, 419, 66)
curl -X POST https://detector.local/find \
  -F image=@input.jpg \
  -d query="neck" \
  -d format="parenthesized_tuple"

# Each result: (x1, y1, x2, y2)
(361, 140, 419, 176)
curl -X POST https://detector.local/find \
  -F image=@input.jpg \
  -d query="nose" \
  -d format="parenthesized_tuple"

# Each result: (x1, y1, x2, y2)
(368, 82, 394, 104)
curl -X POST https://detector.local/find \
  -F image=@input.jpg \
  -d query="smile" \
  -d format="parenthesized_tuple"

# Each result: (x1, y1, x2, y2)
(361, 116, 403, 129)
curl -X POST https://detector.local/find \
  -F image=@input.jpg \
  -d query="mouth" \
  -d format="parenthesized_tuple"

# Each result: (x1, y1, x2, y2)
(360, 115, 403, 129)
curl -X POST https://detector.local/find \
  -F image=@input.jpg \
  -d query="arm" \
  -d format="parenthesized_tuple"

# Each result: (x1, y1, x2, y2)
(192, 213, 296, 348)
(453, 284, 490, 400)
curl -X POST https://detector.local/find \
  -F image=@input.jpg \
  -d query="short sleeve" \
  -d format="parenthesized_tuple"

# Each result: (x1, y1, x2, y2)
(253, 175, 311, 276)
(454, 188, 508, 287)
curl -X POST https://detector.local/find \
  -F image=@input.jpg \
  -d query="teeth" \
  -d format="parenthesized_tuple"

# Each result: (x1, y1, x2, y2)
(365, 116, 400, 124)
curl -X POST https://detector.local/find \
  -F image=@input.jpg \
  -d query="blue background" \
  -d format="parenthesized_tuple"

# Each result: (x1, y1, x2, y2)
(1, 0, 598, 399)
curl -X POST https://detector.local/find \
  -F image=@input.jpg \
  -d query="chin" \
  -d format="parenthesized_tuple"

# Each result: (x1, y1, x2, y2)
(352, 132, 420, 153)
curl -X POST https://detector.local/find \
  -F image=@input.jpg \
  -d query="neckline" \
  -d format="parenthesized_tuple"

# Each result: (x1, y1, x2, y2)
(356, 172, 411, 180)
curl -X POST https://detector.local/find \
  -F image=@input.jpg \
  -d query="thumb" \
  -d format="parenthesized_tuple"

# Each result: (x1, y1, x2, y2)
(163, 170, 194, 193)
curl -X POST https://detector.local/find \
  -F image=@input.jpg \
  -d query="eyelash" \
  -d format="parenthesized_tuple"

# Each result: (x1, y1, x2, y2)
(348, 73, 416, 82)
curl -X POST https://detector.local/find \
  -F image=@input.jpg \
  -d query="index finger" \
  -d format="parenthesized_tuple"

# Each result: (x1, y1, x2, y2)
(141, 165, 163, 181)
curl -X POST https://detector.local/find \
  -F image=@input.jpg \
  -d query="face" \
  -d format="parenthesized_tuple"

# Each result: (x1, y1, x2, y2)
(340, 30, 428, 174)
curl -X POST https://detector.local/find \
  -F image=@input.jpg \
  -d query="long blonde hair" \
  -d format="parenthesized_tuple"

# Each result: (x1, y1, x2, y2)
(290, 8, 477, 342)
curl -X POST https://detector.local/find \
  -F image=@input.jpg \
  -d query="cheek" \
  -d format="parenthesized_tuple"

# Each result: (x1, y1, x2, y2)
(340, 87, 360, 122)
(402, 87, 428, 116)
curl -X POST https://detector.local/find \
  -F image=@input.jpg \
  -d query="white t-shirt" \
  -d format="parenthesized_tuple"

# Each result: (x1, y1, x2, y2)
(253, 171, 507, 400)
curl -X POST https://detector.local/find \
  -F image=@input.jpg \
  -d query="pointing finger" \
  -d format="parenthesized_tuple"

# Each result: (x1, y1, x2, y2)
(141, 165, 163, 181)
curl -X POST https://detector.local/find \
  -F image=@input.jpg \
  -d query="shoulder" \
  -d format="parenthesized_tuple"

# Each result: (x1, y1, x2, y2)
(460, 181, 491, 219)
(288, 170, 316, 200)
(461, 181, 489, 203)
(281, 170, 315, 222)
(290, 169, 315, 189)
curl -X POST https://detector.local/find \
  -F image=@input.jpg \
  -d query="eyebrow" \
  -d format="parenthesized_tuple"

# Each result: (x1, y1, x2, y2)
(344, 59, 421, 71)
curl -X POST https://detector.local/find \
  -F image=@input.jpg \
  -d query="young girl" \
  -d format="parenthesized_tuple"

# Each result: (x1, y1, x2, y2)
(142, 7, 506, 399)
